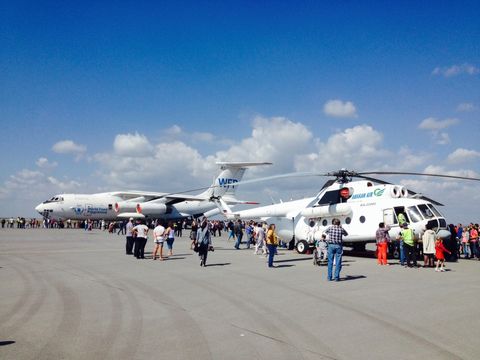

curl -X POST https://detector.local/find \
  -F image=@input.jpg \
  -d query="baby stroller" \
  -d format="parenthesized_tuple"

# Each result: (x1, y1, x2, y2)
(313, 240, 328, 266)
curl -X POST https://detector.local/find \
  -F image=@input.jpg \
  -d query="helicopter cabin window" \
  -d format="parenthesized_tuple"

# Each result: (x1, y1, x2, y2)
(426, 219, 439, 230)
(359, 216, 366, 223)
(317, 190, 342, 205)
(406, 206, 422, 223)
(418, 204, 434, 219)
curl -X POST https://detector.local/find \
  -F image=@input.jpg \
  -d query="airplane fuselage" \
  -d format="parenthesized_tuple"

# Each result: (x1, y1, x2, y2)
(35, 193, 220, 221)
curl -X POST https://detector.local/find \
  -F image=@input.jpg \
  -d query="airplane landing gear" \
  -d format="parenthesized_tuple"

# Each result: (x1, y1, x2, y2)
(296, 240, 310, 254)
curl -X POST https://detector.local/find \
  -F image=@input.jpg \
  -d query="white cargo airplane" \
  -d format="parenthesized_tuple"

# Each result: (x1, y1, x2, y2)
(35, 162, 271, 221)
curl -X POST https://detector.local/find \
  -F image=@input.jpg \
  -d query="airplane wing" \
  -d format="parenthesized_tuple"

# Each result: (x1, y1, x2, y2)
(110, 191, 209, 204)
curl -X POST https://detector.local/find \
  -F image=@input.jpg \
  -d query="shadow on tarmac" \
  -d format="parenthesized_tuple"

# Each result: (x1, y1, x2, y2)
(0, 341, 15, 347)
(205, 263, 231, 267)
(273, 257, 312, 263)
(339, 275, 366, 281)
(272, 264, 295, 268)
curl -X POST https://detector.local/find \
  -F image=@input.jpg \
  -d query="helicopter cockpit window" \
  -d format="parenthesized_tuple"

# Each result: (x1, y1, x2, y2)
(317, 190, 341, 205)
(427, 204, 442, 218)
(418, 204, 434, 219)
(406, 206, 422, 223)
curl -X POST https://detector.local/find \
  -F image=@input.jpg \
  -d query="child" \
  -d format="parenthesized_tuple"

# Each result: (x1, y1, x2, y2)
(435, 237, 451, 272)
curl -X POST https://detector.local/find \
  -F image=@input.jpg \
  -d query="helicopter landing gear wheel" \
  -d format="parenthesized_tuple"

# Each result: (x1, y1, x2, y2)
(296, 240, 309, 254)
(388, 243, 399, 259)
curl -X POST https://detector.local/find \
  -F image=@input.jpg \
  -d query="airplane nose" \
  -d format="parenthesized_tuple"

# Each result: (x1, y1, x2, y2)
(35, 204, 43, 214)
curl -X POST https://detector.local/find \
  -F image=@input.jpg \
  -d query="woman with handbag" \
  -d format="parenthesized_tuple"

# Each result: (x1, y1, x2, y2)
(196, 218, 212, 267)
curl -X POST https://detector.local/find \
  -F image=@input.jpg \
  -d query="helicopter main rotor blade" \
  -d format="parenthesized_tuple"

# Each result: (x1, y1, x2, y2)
(358, 171, 480, 182)
(354, 174, 392, 186)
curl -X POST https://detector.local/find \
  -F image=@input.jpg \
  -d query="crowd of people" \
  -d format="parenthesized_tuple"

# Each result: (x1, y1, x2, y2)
(4, 214, 479, 279)
(373, 222, 479, 272)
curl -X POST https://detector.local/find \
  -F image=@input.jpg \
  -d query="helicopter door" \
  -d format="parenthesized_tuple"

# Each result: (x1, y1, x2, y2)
(383, 208, 395, 226)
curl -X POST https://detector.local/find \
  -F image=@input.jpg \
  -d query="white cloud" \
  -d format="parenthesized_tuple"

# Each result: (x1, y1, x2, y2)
(447, 148, 480, 163)
(418, 118, 459, 145)
(296, 125, 389, 172)
(418, 117, 459, 130)
(52, 140, 87, 155)
(113, 132, 154, 157)
(212, 116, 313, 172)
(35, 157, 57, 169)
(456, 103, 476, 112)
(191, 132, 216, 143)
(432, 63, 479, 77)
(0, 169, 81, 204)
(436, 132, 451, 145)
(323, 99, 358, 118)
(165, 125, 183, 135)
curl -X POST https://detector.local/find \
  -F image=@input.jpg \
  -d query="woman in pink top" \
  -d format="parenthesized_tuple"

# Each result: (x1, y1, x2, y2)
(469, 225, 479, 260)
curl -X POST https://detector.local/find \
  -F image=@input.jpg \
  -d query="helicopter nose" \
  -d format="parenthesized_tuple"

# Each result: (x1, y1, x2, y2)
(436, 229, 451, 241)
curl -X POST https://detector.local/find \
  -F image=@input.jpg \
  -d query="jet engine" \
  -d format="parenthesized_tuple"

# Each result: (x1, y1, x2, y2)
(115, 201, 138, 213)
(136, 203, 167, 215)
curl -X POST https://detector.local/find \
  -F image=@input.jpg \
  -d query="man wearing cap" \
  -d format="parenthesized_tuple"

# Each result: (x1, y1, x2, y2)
(125, 217, 134, 255)
(398, 223, 417, 267)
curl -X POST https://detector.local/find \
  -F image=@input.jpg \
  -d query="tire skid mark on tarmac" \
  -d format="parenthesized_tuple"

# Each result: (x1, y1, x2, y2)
(62, 265, 140, 360)
(245, 271, 462, 360)
(35, 273, 83, 360)
(0, 259, 49, 336)
(121, 278, 214, 360)
(0, 261, 32, 327)
(177, 274, 338, 360)
(23, 260, 143, 360)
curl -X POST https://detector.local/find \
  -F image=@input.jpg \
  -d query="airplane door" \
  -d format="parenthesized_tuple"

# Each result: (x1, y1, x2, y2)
(383, 209, 395, 226)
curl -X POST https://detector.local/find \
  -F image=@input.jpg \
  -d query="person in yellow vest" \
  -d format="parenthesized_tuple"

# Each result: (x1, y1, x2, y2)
(398, 223, 417, 267)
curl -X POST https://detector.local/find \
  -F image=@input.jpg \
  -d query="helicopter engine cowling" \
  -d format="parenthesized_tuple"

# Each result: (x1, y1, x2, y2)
(300, 203, 352, 218)
(136, 203, 167, 215)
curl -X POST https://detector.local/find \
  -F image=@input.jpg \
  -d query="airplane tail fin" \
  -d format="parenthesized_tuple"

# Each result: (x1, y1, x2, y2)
(200, 162, 271, 199)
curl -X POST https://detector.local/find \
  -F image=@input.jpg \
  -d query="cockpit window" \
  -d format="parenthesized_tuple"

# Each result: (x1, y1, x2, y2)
(407, 206, 422, 223)
(418, 204, 434, 219)
(427, 204, 442, 217)
(317, 190, 341, 205)
(44, 196, 63, 203)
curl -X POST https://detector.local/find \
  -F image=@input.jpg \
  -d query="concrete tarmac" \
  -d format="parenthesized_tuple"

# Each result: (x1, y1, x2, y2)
(0, 228, 479, 360)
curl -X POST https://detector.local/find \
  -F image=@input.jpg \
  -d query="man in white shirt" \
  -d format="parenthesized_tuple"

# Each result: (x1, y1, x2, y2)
(132, 220, 149, 259)
(152, 222, 166, 260)
(125, 218, 135, 255)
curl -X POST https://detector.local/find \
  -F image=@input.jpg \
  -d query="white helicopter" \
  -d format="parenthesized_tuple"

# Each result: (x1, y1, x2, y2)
(214, 169, 480, 254)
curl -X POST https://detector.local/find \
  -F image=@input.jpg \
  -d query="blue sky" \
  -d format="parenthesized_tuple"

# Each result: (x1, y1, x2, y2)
(0, 1, 479, 222)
